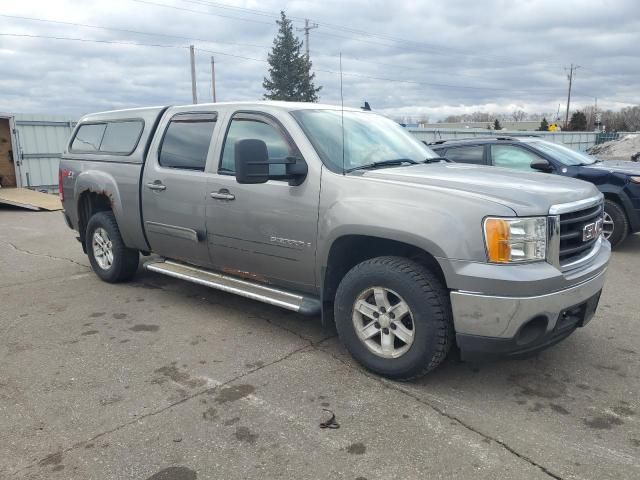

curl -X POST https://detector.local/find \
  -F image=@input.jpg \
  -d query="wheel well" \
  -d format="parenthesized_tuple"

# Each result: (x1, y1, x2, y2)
(77, 191, 112, 251)
(603, 193, 630, 220)
(603, 192, 621, 205)
(322, 235, 447, 319)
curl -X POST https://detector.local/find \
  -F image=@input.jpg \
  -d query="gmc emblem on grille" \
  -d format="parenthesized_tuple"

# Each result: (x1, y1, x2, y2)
(583, 218, 603, 242)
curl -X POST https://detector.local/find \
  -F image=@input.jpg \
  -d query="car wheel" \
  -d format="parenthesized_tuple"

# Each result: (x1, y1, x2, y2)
(603, 200, 629, 248)
(334, 256, 453, 380)
(86, 211, 139, 283)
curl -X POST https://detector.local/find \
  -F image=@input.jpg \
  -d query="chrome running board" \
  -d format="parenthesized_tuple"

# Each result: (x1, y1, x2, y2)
(144, 259, 321, 316)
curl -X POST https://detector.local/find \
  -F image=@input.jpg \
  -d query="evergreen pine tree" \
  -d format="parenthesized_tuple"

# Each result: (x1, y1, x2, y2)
(493, 119, 502, 130)
(538, 117, 549, 131)
(263, 12, 321, 102)
(568, 111, 587, 131)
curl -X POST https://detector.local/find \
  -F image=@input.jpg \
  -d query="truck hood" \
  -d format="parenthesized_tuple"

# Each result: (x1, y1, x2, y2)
(361, 163, 600, 216)
(583, 160, 640, 175)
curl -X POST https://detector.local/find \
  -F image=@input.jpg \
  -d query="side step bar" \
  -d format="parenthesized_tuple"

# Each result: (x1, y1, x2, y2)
(144, 259, 321, 316)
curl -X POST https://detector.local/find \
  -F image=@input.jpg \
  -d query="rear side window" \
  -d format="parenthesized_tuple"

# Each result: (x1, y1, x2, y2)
(71, 124, 106, 152)
(159, 113, 217, 171)
(443, 145, 485, 164)
(70, 120, 143, 154)
(99, 121, 144, 154)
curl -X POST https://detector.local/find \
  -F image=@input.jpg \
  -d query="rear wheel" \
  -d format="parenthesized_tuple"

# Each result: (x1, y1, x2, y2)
(86, 211, 139, 283)
(334, 256, 453, 380)
(603, 199, 629, 248)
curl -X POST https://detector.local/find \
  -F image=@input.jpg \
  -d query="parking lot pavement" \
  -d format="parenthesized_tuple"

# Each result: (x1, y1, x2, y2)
(0, 208, 638, 480)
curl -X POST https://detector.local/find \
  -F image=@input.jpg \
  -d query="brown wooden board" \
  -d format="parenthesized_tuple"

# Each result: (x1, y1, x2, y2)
(0, 188, 62, 211)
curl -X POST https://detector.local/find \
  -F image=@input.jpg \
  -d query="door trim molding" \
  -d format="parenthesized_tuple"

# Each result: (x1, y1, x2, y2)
(145, 221, 199, 242)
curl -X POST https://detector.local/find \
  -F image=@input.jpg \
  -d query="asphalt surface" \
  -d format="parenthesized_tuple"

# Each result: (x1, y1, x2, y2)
(0, 207, 638, 480)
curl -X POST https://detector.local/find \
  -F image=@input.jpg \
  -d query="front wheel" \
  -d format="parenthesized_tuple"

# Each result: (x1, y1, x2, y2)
(603, 199, 629, 248)
(334, 256, 453, 380)
(86, 211, 139, 283)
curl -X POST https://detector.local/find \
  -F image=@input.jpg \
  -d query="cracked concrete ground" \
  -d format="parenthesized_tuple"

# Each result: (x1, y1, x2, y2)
(1, 206, 639, 480)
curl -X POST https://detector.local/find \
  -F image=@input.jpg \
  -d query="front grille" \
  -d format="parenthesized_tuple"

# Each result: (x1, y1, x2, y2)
(559, 203, 603, 265)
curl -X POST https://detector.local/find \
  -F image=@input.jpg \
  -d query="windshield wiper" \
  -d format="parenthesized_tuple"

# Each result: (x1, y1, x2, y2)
(346, 158, 418, 172)
(423, 157, 448, 163)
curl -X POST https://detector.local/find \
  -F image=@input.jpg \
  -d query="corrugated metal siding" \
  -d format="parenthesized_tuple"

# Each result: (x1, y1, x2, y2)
(13, 113, 77, 191)
(408, 129, 610, 152)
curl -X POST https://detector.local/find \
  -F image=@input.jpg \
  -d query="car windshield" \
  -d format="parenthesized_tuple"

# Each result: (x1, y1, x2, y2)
(528, 140, 599, 166)
(291, 109, 440, 172)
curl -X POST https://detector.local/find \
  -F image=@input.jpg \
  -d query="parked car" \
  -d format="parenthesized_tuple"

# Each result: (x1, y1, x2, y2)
(60, 103, 609, 379)
(427, 136, 640, 247)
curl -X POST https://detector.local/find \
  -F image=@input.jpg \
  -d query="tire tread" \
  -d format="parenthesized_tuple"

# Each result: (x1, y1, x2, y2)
(86, 211, 139, 283)
(336, 256, 453, 380)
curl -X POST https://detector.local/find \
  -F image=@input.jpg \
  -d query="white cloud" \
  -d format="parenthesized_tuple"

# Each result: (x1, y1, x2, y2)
(1, 0, 639, 119)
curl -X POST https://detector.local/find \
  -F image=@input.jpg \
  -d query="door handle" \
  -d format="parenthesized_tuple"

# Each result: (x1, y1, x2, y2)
(210, 189, 235, 201)
(146, 181, 166, 191)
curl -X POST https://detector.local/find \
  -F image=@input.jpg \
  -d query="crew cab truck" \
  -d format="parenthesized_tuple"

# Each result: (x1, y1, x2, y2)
(60, 102, 611, 379)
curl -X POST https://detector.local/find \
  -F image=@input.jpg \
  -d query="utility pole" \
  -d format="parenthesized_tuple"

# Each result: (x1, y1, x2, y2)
(189, 45, 198, 104)
(297, 19, 318, 59)
(564, 63, 581, 129)
(210, 56, 217, 103)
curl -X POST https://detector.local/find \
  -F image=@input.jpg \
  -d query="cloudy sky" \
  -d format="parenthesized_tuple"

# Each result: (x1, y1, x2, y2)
(1, 0, 639, 121)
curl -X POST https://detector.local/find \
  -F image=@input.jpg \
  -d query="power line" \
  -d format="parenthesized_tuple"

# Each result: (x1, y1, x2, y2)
(0, 13, 488, 79)
(132, 0, 275, 26)
(173, 0, 568, 68)
(0, 32, 187, 49)
(2, 12, 574, 88)
(0, 32, 591, 98)
(0, 13, 267, 50)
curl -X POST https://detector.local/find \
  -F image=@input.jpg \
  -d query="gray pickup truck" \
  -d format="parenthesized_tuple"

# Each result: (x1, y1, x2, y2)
(60, 102, 610, 379)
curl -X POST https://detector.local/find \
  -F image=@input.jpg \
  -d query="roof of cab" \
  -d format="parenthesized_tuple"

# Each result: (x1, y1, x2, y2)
(79, 101, 364, 123)
(427, 136, 543, 148)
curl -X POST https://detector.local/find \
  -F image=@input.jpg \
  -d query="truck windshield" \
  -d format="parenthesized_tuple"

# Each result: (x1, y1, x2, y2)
(291, 109, 440, 172)
(528, 140, 599, 166)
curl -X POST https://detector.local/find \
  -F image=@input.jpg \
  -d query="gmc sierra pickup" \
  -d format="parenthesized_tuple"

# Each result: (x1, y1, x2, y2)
(60, 102, 610, 379)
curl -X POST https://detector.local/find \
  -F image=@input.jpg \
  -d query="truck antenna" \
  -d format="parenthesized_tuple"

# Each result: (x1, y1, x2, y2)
(340, 52, 345, 175)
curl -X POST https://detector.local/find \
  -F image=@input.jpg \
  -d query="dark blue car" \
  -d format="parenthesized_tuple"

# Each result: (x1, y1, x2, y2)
(428, 136, 640, 247)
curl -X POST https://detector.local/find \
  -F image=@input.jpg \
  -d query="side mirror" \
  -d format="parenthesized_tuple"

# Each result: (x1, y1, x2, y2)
(235, 139, 269, 184)
(530, 158, 553, 173)
(234, 138, 308, 186)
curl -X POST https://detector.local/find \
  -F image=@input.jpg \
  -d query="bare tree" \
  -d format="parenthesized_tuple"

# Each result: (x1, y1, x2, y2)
(620, 106, 640, 131)
(511, 110, 527, 122)
(470, 111, 491, 122)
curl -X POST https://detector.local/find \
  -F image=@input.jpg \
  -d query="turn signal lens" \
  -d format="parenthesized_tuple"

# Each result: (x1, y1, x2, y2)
(484, 218, 512, 263)
(483, 216, 547, 263)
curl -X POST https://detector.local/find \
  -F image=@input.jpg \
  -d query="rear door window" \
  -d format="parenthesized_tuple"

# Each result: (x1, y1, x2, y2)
(71, 124, 106, 152)
(99, 121, 144, 154)
(158, 113, 217, 171)
(442, 145, 485, 164)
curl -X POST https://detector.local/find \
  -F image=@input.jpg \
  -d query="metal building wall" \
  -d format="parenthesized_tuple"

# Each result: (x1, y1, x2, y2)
(13, 113, 77, 191)
(407, 128, 618, 152)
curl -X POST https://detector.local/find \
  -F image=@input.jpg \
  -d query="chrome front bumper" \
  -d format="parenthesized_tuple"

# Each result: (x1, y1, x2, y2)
(450, 267, 607, 339)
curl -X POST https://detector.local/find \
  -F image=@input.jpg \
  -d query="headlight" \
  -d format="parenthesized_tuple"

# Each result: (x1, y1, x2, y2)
(484, 217, 547, 263)
(630, 176, 640, 184)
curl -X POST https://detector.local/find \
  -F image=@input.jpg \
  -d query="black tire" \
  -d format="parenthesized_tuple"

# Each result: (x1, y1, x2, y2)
(604, 199, 629, 248)
(334, 256, 453, 380)
(85, 211, 139, 283)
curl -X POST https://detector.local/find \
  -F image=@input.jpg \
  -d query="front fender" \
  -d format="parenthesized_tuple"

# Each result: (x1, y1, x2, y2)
(317, 195, 514, 277)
